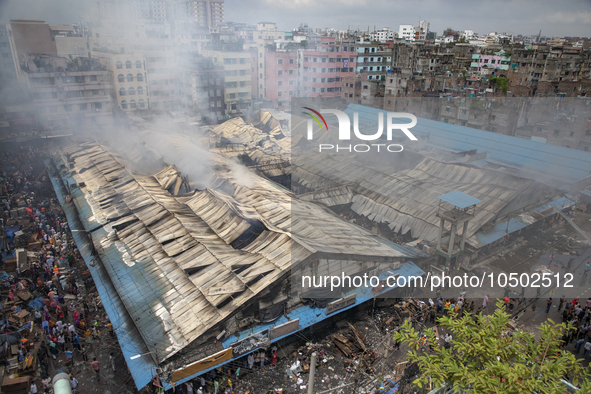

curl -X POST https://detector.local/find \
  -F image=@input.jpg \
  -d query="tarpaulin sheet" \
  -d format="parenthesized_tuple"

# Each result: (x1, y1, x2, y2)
(28, 298, 45, 310)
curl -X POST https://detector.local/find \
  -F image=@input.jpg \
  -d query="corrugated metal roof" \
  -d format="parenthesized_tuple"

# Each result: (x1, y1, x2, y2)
(293, 154, 536, 242)
(468, 196, 575, 248)
(438, 190, 482, 209)
(48, 163, 156, 391)
(344, 103, 591, 186)
(51, 139, 423, 389)
(167, 260, 425, 390)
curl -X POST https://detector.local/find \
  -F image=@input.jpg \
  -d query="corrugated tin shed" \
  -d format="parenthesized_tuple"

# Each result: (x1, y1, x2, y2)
(344, 103, 591, 187)
(53, 138, 420, 389)
(292, 153, 542, 242)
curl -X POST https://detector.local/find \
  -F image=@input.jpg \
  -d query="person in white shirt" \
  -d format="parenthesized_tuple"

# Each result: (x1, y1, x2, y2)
(584, 341, 591, 358)
(70, 375, 78, 389)
(30, 382, 38, 394)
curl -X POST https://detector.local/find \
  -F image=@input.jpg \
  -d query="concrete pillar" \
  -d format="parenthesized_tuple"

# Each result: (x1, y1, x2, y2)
(308, 352, 316, 394)
(459, 220, 470, 251)
(447, 223, 456, 256)
(437, 218, 444, 249)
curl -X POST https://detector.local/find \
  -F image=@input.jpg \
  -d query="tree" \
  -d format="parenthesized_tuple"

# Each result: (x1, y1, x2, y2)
(393, 300, 591, 394)
(490, 76, 509, 94)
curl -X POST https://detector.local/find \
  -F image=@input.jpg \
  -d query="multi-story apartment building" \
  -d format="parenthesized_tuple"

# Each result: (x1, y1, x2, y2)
(140, 0, 169, 22)
(97, 0, 224, 26)
(416, 20, 430, 41)
(355, 38, 392, 81)
(398, 24, 415, 42)
(173, 0, 225, 29)
(300, 37, 357, 98)
(470, 53, 510, 74)
(21, 55, 113, 134)
(237, 22, 285, 99)
(95, 52, 150, 111)
(6, 19, 58, 82)
(0, 25, 18, 84)
(370, 28, 395, 43)
(176, 53, 225, 121)
(203, 50, 252, 115)
(264, 50, 297, 108)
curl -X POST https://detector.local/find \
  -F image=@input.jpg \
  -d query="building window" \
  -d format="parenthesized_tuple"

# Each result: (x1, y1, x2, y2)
(240, 81, 246, 87)
(121, 100, 128, 109)
(119, 87, 126, 96)
(130, 99, 137, 109)
(137, 86, 143, 95)
(90, 75, 98, 82)
(138, 99, 145, 108)
(289, 59, 294, 64)
(278, 59, 283, 65)
(278, 70, 282, 75)
(239, 70, 246, 76)
(289, 80, 294, 85)
(229, 93, 236, 99)
(79, 103, 87, 110)
(116, 61, 123, 69)
(64, 105, 72, 112)
(128, 87, 135, 95)
(127, 73, 133, 82)
(137, 73, 143, 82)
(125, 60, 132, 69)
(240, 58, 246, 64)
(92, 89, 99, 95)
(278, 91, 282, 96)
(289, 91, 293, 95)
(278, 81, 282, 86)
(136, 60, 142, 68)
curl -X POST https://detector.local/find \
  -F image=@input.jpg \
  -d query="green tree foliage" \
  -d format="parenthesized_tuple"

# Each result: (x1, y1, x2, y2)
(490, 76, 509, 94)
(393, 300, 591, 393)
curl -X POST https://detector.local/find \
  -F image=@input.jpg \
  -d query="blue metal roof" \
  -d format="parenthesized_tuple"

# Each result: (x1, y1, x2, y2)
(344, 104, 591, 186)
(48, 161, 156, 391)
(438, 190, 482, 209)
(470, 196, 575, 248)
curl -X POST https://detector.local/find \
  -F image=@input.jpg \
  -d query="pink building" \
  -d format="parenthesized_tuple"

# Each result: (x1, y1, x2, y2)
(265, 50, 298, 108)
(301, 37, 357, 98)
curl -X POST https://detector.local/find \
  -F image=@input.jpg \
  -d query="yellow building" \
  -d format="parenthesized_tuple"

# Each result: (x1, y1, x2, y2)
(97, 52, 150, 111)
(202, 50, 252, 115)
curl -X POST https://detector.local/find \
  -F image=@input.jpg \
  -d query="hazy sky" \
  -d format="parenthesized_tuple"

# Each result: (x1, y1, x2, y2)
(1, 0, 590, 37)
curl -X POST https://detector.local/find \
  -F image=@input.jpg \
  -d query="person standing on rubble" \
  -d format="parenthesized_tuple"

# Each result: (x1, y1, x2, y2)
(91, 357, 101, 381)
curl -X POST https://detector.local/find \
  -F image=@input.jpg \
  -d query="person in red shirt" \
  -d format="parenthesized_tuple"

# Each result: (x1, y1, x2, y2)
(91, 358, 100, 381)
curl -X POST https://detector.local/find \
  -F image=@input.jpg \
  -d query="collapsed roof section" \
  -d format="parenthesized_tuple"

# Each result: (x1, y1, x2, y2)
(208, 112, 291, 178)
(207, 109, 563, 246)
(292, 154, 552, 241)
(61, 139, 416, 364)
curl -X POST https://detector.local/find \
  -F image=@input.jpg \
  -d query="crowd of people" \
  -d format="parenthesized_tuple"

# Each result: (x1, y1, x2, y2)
(154, 345, 280, 394)
(1, 145, 115, 394)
